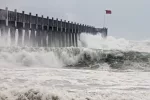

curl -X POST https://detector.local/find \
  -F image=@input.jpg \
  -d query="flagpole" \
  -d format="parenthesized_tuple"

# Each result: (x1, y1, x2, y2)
(103, 10, 106, 28)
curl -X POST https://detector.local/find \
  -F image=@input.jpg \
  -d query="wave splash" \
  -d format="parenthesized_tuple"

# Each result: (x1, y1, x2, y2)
(0, 47, 150, 71)
(80, 33, 150, 52)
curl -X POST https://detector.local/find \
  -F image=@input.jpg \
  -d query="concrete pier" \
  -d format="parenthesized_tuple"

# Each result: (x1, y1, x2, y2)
(0, 7, 107, 47)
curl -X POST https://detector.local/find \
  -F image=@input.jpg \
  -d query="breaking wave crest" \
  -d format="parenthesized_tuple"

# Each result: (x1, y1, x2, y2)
(80, 33, 150, 52)
(0, 47, 150, 71)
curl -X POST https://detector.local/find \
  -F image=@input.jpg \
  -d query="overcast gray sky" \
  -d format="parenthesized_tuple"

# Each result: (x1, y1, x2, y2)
(0, 0, 150, 40)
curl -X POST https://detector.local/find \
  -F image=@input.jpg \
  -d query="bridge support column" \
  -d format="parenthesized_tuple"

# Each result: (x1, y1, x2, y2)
(24, 29, 29, 46)
(54, 31, 59, 47)
(55, 32, 59, 47)
(58, 32, 61, 47)
(65, 33, 68, 47)
(30, 29, 36, 47)
(1, 26, 9, 40)
(57, 32, 60, 47)
(61, 32, 65, 47)
(51, 31, 55, 47)
(72, 33, 75, 47)
(67, 32, 69, 47)
(59, 32, 62, 47)
(63, 31, 67, 47)
(52, 31, 56, 47)
(74, 33, 78, 47)
(0, 27, 5, 37)
(10, 27, 16, 46)
(42, 31, 47, 47)
(69, 32, 72, 47)
(48, 31, 52, 47)
(18, 29, 23, 46)
(36, 30, 42, 47)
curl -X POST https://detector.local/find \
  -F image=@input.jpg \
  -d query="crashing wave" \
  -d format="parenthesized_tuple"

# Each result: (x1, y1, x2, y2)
(0, 47, 150, 71)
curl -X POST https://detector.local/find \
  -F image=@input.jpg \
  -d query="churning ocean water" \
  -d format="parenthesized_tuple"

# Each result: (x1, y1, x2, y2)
(0, 33, 150, 100)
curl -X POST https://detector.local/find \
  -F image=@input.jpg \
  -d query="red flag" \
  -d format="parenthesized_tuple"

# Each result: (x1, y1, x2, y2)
(106, 10, 112, 14)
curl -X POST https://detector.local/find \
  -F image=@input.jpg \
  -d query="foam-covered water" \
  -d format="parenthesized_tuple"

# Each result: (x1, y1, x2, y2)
(80, 33, 150, 52)
(0, 47, 150, 71)
(0, 33, 150, 100)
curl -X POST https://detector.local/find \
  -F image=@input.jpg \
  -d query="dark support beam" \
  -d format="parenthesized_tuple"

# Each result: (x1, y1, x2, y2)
(70, 22, 73, 46)
(55, 18, 60, 47)
(41, 15, 47, 47)
(55, 18, 59, 47)
(24, 12, 30, 46)
(45, 16, 49, 47)
(36, 14, 42, 47)
(9, 9, 17, 46)
(53, 18, 56, 47)
(24, 29, 29, 46)
(1, 27, 9, 39)
(69, 22, 72, 46)
(64, 20, 67, 47)
(17, 10, 24, 46)
(42, 30, 47, 47)
(36, 30, 41, 47)
(47, 17, 51, 47)
(18, 29, 23, 46)
(66, 21, 70, 47)
(48, 31, 52, 47)
(1, 7, 9, 41)
(48, 17, 52, 47)
(59, 19, 62, 47)
(30, 29, 36, 46)
(78, 24, 82, 41)
(61, 19, 66, 47)
(10, 27, 16, 46)
(72, 22, 75, 47)
(22, 11, 25, 46)
(51, 17, 55, 47)
(74, 23, 78, 47)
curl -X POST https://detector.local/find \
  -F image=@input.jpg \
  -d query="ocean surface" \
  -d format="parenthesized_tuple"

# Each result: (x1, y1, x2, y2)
(0, 33, 150, 100)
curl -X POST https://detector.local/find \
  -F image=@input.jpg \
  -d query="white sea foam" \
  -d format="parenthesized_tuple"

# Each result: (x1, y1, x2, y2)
(0, 68, 150, 100)
(80, 33, 150, 52)
(0, 33, 150, 100)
